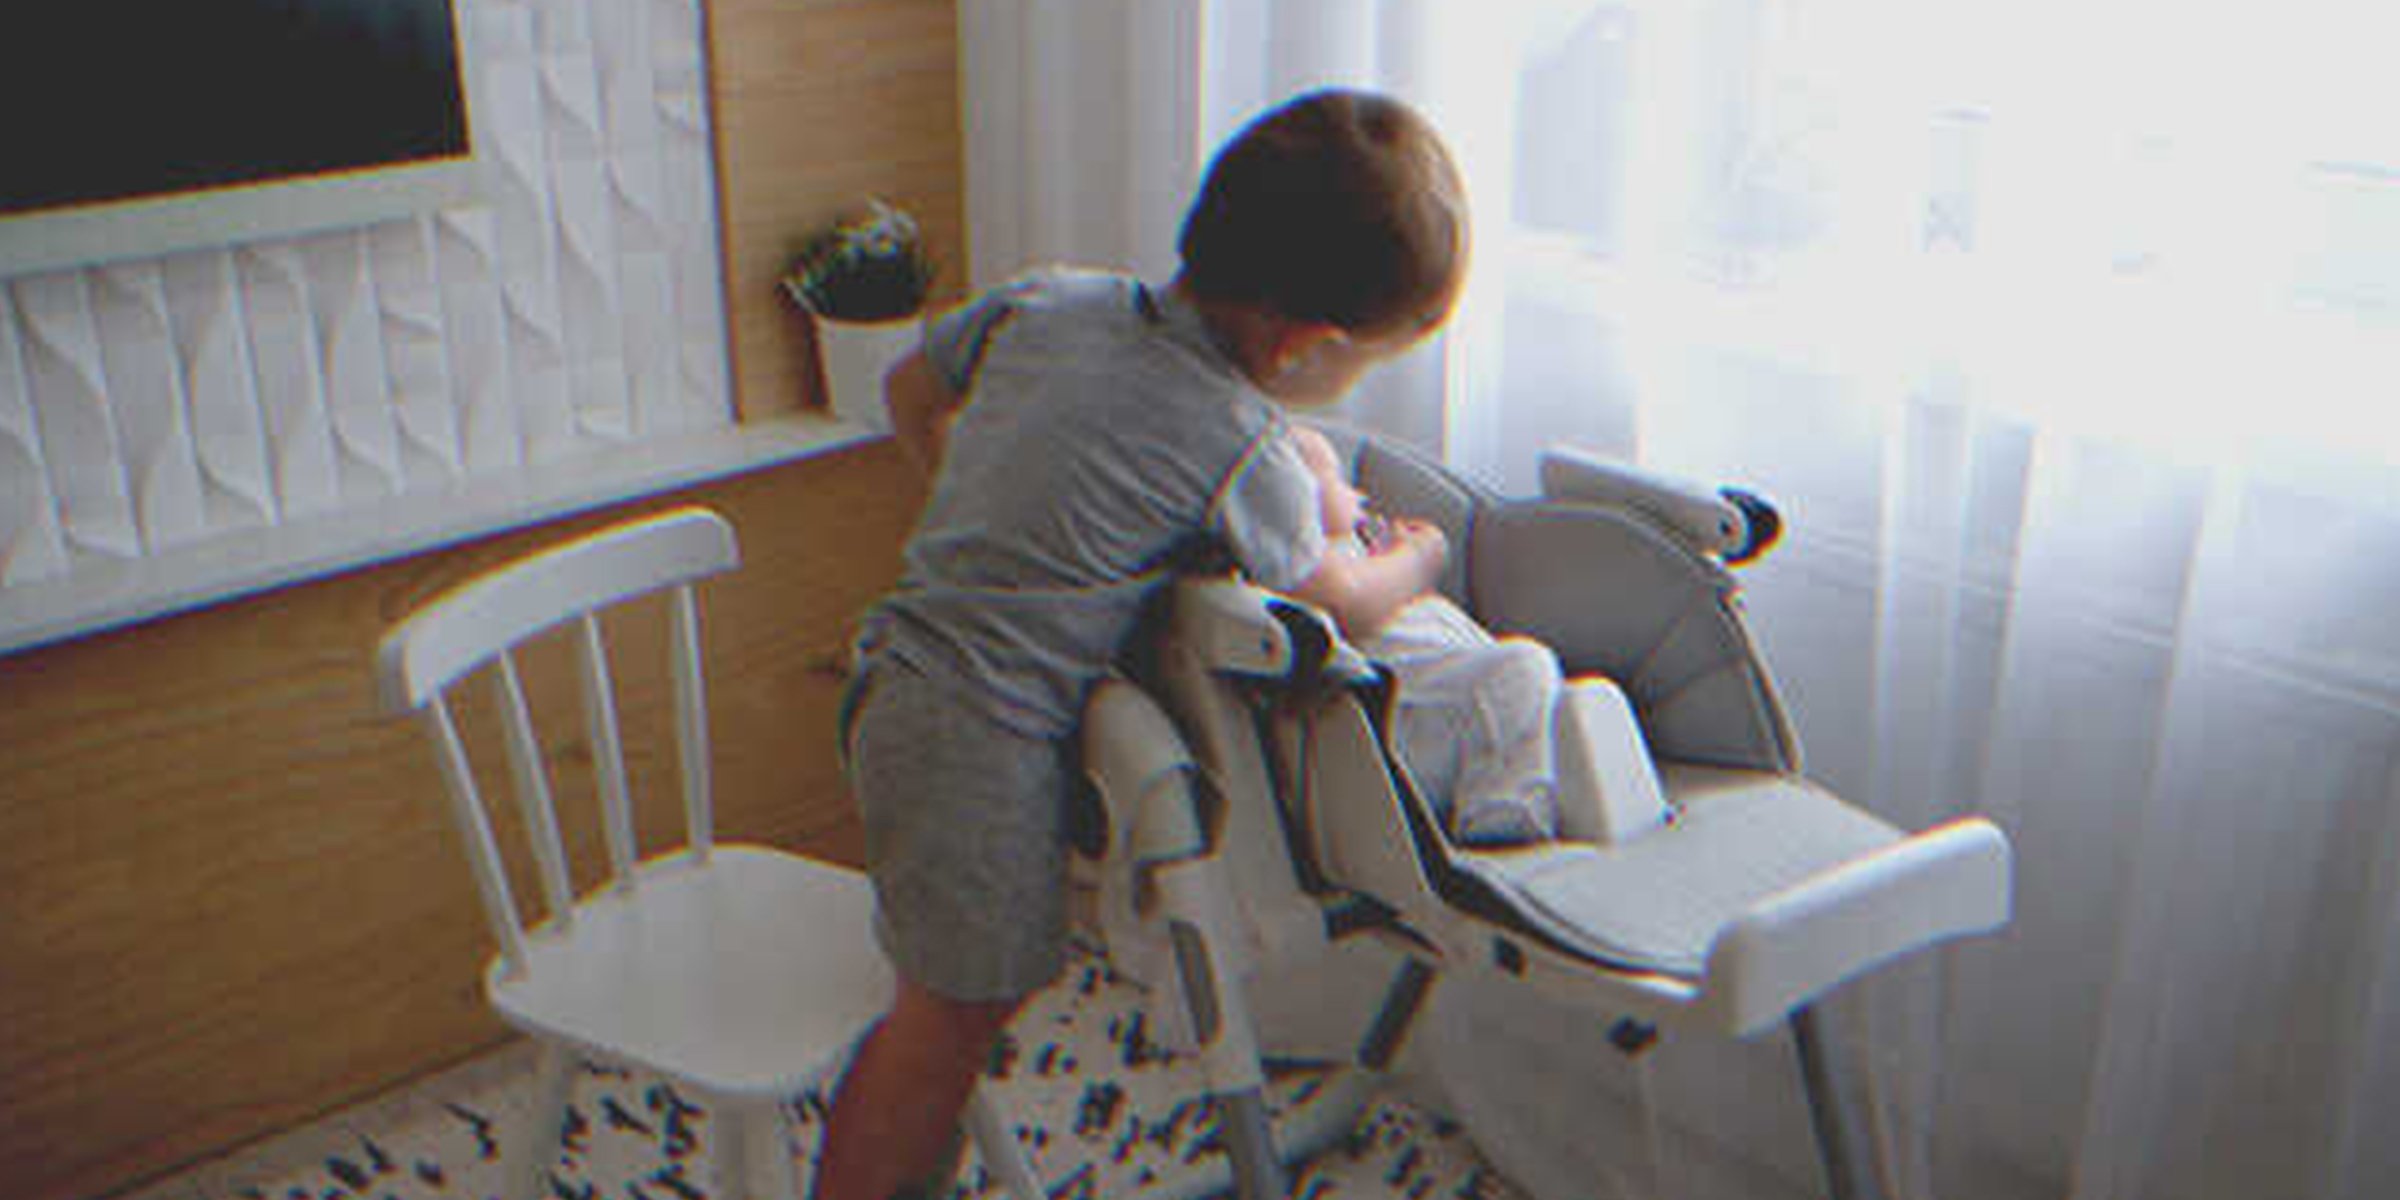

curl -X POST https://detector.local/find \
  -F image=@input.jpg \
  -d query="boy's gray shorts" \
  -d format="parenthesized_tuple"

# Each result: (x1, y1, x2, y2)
(844, 660, 1071, 1003)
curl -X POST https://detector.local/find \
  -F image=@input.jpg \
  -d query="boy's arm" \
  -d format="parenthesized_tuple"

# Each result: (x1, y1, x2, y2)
(1285, 518, 1448, 639)
(884, 348, 966, 479)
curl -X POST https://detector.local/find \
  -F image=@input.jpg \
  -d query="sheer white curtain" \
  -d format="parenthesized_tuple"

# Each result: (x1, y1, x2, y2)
(959, 3, 2400, 1199)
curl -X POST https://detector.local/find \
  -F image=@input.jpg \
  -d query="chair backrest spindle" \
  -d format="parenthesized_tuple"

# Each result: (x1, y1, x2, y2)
(669, 584, 714, 860)
(494, 651, 577, 928)
(576, 612, 641, 893)
(423, 695, 532, 977)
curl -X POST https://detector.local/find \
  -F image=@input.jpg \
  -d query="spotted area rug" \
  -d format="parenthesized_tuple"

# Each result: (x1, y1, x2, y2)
(133, 950, 1526, 1200)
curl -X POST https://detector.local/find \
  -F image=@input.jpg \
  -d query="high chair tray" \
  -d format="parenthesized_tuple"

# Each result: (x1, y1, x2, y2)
(1446, 764, 2010, 1033)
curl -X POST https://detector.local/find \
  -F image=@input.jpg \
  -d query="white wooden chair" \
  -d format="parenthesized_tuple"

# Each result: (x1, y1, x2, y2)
(376, 506, 1042, 1200)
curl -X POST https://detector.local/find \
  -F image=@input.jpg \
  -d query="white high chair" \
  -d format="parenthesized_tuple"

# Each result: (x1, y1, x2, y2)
(376, 507, 1043, 1200)
(1075, 432, 2013, 1200)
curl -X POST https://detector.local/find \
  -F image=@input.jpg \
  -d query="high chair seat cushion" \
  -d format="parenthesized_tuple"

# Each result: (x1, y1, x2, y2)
(1458, 765, 1899, 978)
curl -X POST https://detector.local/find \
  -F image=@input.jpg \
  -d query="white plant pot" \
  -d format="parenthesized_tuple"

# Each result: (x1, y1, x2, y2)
(816, 315, 920, 433)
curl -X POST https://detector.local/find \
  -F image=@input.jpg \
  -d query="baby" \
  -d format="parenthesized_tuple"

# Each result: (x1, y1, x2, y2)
(1291, 425, 1563, 844)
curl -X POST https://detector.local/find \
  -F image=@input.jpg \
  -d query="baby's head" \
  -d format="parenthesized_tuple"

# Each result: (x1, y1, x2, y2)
(1179, 90, 1469, 402)
(1291, 425, 1369, 540)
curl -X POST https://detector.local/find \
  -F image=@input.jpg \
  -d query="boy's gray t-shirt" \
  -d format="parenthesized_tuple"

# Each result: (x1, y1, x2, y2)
(856, 268, 1327, 737)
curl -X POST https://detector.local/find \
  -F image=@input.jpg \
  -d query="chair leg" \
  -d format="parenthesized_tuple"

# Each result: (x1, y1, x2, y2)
(518, 1043, 575, 1200)
(963, 1085, 1044, 1200)
(714, 1095, 753, 1200)
(1791, 1005, 1885, 1200)
(713, 1099, 796, 1200)
(755, 1102, 803, 1200)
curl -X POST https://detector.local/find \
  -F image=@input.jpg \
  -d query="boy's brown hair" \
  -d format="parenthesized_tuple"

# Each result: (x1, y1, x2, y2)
(1178, 89, 1468, 337)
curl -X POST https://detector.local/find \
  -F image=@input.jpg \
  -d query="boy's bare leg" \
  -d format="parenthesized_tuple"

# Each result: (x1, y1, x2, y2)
(810, 975, 1022, 1200)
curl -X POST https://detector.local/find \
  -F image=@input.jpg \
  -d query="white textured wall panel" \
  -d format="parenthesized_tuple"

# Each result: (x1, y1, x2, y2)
(161, 252, 276, 532)
(89, 262, 206, 554)
(300, 232, 405, 503)
(0, 292, 68, 585)
(236, 242, 343, 519)
(433, 208, 523, 476)
(15, 272, 141, 562)
(654, 0, 728, 432)
(0, 0, 731, 599)
(485, 3, 577, 467)
(370, 221, 466, 488)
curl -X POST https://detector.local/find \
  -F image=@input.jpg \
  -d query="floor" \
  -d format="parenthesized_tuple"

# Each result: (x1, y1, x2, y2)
(120, 948, 1527, 1200)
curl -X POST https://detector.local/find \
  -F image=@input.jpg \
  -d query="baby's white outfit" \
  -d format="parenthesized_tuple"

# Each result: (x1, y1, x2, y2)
(1339, 535, 1563, 844)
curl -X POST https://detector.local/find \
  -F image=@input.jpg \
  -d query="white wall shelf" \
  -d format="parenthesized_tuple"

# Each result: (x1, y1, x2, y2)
(0, 413, 879, 657)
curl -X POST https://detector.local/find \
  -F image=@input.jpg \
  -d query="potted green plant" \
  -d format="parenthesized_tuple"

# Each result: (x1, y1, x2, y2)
(780, 198, 936, 430)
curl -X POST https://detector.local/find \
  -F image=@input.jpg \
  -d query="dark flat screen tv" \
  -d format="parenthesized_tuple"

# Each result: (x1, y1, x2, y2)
(0, 0, 486, 277)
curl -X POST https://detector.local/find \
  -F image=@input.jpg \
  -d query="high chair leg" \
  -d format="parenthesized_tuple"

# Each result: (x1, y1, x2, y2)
(1793, 1006, 1885, 1200)
(1166, 920, 1286, 1200)
(1217, 1088, 1286, 1200)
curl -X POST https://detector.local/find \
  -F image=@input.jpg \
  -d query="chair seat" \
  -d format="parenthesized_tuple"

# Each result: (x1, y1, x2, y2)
(487, 846, 893, 1100)
(1458, 764, 1901, 978)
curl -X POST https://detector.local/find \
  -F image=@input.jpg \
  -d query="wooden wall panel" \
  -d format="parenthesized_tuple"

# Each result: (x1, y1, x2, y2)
(707, 0, 967, 420)
(0, 443, 925, 1200)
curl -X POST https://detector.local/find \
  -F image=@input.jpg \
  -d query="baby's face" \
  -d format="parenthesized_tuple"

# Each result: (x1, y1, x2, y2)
(1293, 428, 1369, 537)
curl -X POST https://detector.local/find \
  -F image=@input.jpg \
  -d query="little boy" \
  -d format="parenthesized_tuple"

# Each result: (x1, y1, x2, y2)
(1292, 425, 1563, 845)
(813, 90, 1469, 1200)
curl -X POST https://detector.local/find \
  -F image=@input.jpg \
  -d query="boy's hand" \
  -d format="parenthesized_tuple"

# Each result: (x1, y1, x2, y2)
(884, 349, 967, 480)
(1294, 514, 1449, 639)
(1367, 515, 1449, 594)
(1384, 516, 1449, 575)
